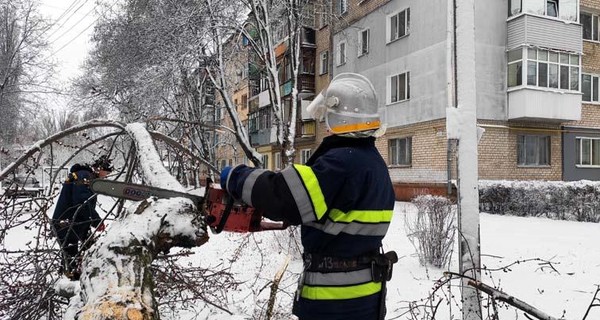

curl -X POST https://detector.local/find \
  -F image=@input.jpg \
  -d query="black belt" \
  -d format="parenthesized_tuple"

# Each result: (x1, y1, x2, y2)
(303, 250, 379, 272)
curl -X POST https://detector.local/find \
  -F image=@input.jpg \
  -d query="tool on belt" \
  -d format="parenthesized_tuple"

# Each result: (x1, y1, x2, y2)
(90, 179, 287, 233)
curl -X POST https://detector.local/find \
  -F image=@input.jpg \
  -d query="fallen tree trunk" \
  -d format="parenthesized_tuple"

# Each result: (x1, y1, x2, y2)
(69, 123, 209, 320)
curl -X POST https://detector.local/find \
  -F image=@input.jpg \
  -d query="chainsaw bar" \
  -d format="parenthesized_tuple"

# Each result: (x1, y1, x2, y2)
(91, 179, 204, 204)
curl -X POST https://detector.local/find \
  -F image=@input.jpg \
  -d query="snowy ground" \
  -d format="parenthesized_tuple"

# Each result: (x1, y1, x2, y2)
(177, 201, 600, 320)
(4, 197, 599, 319)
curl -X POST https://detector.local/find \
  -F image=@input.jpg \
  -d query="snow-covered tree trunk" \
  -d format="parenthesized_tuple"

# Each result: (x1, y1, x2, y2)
(71, 123, 208, 320)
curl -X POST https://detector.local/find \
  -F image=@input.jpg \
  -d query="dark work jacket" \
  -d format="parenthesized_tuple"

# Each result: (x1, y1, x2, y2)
(224, 135, 396, 320)
(52, 167, 101, 237)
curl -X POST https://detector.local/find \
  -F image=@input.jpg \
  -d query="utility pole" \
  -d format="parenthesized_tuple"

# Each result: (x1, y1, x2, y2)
(448, 0, 482, 319)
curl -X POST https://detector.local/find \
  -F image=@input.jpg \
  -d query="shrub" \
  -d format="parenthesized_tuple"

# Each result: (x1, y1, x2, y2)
(406, 195, 456, 268)
(479, 180, 600, 223)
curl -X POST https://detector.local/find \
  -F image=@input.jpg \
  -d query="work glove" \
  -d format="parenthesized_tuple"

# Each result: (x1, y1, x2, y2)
(220, 166, 232, 190)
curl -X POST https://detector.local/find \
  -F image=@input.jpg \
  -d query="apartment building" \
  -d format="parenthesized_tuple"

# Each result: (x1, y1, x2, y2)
(325, 0, 600, 183)
(245, 13, 318, 169)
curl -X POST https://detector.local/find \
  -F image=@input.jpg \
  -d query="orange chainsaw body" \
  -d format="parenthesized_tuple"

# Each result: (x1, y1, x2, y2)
(204, 187, 276, 233)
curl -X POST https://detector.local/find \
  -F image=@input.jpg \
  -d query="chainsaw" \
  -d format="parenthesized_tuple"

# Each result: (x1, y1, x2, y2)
(90, 179, 287, 233)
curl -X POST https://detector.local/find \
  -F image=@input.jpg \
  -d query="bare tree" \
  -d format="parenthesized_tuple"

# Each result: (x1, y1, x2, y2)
(204, 0, 315, 167)
(0, 0, 53, 144)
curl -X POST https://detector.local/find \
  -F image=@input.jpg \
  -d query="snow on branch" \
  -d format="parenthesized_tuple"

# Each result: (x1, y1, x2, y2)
(0, 119, 126, 180)
(68, 123, 209, 320)
(468, 280, 561, 320)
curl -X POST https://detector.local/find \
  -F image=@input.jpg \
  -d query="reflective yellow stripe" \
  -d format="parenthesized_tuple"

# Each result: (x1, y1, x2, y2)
(329, 120, 381, 134)
(301, 282, 382, 300)
(294, 165, 327, 220)
(329, 209, 393, 223)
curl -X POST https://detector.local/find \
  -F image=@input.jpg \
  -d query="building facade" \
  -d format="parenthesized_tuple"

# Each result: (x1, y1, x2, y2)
(326, 0, 600, 183)
(216, 0, 600, 184)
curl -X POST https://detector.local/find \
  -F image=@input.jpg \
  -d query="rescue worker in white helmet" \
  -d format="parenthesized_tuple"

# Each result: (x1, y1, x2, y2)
(220, 73, 397, 320)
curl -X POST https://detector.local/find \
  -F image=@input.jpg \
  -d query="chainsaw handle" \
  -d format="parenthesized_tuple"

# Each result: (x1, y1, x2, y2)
(214, 194, 235, 234)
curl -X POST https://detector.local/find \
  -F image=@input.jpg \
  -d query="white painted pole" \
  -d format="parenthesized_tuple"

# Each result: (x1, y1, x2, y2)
(454, 0, 482, 319)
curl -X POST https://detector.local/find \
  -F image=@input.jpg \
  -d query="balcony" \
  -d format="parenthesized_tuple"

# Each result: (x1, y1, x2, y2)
(507, 88, 581, 122)
(507, 14, 582, 53)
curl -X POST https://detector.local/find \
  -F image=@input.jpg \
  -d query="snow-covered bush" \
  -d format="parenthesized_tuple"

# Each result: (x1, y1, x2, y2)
(406, 195, 456, 268)
(479, 180, 600, 222)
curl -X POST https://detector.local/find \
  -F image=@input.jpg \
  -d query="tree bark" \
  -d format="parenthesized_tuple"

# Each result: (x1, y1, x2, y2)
(69, 123, 209, 320)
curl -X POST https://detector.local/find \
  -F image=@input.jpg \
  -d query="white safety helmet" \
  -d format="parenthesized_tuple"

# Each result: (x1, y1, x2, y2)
(306, 73, 381, 136)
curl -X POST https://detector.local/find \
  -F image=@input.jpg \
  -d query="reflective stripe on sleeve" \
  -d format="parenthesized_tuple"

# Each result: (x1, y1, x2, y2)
(293, 165, 327, 220)
(241, 169, 267, 206)
(281, 166, 327, 223)
(304, 269, 373, 286)
(301, 281, 382, 300)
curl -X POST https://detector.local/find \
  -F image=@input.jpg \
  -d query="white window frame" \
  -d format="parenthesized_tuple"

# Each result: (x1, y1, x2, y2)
(389, 137, 412, 166)
(275, 153, 282, 170)
(358, 28, 370, 57)
(524, 48, 579, 91)
(301, 149, 312, 164)
(517, 134, 551, 166)
(262, 154, 269, 169)
(582, 73, 600, 103)
(387, 8, 410, 43)
(319, 50, 329, 75)
(339, 0, 348, 14)
(387, 72, 410, 104)
(507, 48, 523, 88)
(546, 0, 558, 17)
(337, 41, 347, 66)
(576, 137, 600, 167)
(581, 12, 600, 42)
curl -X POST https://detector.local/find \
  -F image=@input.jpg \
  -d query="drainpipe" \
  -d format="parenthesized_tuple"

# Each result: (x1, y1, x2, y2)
(447, 0, 456, 196)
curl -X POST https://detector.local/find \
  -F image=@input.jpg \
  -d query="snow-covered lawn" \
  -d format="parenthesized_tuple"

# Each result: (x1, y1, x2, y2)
(5, 198, 599, 319)
(183, 201, 600, 320)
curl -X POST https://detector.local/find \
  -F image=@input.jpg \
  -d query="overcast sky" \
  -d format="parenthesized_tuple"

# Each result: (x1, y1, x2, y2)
(40, 0, 97, 81)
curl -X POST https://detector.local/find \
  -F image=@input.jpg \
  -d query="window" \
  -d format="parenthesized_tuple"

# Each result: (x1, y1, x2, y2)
(581, 12, 600, 42)
(576, 137, 600, 166)
(546, 0, 558, 17)
(319, 51, 329, 75)
(262, 154, 269, 169)
(582, 73, 600, 103)
(337, 41, 346, 66)
(517, 135, 550, 166)
(389, 72, 410, 103)
(358, 29, 370, 56)
(512, 47, 579, 91)
(388, 8, 410, 42)
(319, 1, 331, 28)
(339, 0, 348, 14)
(275, 153, 282, 170)
(507, 48, 523, 87)
(301, 149, 312, 164)
(241, 94, 248, 109)
(509, 0, 522, 16)
(521, 0, 577, 21)
(389, 137, 412, 166)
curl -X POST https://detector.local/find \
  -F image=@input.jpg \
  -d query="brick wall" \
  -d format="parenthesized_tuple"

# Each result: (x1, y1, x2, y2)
(379, 119, 565, 183)
(477, 121, 562, 180)
(581, 0, 600, 10)
(381, 119, 450, 183)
